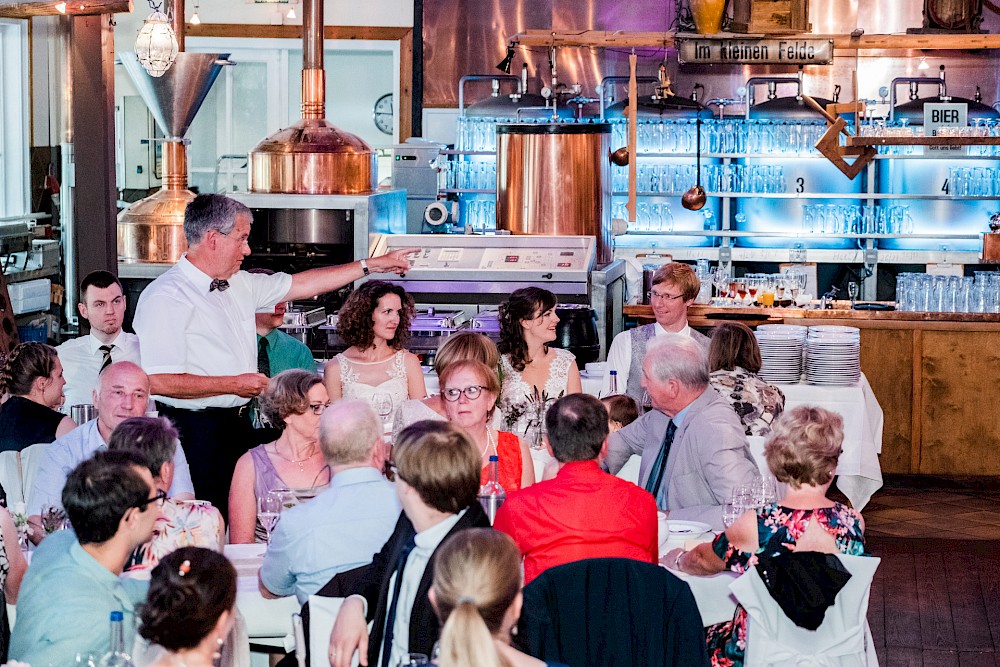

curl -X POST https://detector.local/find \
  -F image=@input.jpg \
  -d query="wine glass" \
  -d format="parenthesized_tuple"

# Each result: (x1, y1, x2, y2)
(372, 393, 394, 431)
(258, 491, 282, 544)
(848, 281, 860, 306)
(712, 268, 730, 300)
(729, 485, 754, 523)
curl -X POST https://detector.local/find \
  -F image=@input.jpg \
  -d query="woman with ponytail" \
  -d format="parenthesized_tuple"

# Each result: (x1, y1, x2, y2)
(0, 342, 75, 451)
(138, 546, 238, 667)
(430, 529, 566, 667)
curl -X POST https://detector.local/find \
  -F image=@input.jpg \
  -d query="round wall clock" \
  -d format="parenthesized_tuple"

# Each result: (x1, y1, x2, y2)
(374, 93, 394, 135)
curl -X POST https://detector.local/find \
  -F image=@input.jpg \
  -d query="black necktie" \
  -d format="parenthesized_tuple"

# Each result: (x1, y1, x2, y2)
(209, 279, 230, 292)
(381, 535, 417, 667)
(257, 337, 271, 378)
(644, 420, 677, 505)
(98, 344, 114, 374)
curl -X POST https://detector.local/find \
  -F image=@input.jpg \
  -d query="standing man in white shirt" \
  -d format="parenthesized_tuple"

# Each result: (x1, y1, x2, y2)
(133, 194, 416, 519)
(602, 262, 710, 406)
(56, 271, 141, 411)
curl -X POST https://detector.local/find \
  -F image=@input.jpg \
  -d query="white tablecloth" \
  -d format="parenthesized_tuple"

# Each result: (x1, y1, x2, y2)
(659, 529, 738, 627)
(425, 370, 883, 510)
(774, 373, 883, 510)
(225, 544, 299, 643)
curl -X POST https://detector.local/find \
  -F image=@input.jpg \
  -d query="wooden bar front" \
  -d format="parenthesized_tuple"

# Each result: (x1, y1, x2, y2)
(624, 304, 1000, 477)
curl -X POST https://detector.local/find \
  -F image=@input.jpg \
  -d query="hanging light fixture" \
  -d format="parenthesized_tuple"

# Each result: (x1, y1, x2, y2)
(286, 6, 296, 19)
(135, 0, 179, 77)
(54, 1, 67, 12)
(190, 0, 201, 25)
(918, 56, 930, 70)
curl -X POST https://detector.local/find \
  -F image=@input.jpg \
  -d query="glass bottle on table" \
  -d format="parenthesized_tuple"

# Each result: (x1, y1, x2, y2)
(98, 611, 134, 667)
(478, 455, 506, 524)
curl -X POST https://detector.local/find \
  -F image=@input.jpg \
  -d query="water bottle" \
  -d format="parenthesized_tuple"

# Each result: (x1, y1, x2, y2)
(98, 611, 134, 667)
(477, 455, 506, 524)
(607, 370, 619, 395)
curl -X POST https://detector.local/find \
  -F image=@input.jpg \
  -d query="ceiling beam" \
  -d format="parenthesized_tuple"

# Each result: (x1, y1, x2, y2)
(0, 0, 131, 18)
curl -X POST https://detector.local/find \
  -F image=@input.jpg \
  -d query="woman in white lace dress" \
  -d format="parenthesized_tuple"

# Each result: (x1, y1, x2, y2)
(323, 281, 426, 427)
(497, 287, 582, 449)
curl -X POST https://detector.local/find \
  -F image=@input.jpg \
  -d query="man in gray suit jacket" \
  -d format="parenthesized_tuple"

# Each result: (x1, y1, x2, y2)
(604, 334, 757, 529)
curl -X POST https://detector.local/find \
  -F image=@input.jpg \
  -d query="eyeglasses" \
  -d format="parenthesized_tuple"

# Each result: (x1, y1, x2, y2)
(308, 402, 332, 415)
(442, 385, 487, 402)
(217, 229, 250, 247)
(648, 290, 685, 302)
(134, 489, 167, 511)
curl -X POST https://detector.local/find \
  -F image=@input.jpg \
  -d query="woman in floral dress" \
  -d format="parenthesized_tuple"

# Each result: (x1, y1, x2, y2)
(663, 406, 867, 667)
(109, 417, 224, 577)
(708, 322, 785, 437)
(497, 288, 581, 450)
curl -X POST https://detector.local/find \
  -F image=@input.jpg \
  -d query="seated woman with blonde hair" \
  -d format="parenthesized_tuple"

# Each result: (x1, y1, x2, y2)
(394, 331, 500, 439)
(662, 405, 866, 667)
(430, 528, 566, 667)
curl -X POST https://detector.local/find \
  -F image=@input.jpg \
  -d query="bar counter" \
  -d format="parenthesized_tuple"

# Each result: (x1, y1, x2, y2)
(625, 304, 1000, 478)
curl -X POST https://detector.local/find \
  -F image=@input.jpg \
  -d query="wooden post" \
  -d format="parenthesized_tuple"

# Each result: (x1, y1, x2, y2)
(70, 14, 118, 279)
(626, 53, 637, 225)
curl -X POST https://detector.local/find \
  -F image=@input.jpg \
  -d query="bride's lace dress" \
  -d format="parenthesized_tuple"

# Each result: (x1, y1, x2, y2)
(498, 348, 574, 449)
(336, 350, 409, 421)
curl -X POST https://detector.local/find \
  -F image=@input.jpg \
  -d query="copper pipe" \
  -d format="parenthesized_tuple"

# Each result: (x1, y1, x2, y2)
(301, 68, 325, 119)
(171, 0, 184, 52)
(162, 141, 187, 190)
(303, 0, 322, 70)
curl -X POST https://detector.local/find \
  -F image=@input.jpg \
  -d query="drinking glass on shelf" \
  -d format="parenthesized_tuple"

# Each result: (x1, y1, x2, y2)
(747, 276, 761, 304)
(735, 279, 748, 305)
(712, 269, 730, 300)
(258, 491, 282, 545)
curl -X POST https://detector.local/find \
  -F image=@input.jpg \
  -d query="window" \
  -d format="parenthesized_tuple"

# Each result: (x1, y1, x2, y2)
(0, 19, 29, 218)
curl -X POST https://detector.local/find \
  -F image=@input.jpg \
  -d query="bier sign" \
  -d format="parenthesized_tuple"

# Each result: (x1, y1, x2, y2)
(924, 102, 967, 155)
(676, 37, 833, 65)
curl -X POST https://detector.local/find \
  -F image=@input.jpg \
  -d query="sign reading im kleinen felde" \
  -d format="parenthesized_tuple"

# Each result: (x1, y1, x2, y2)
(676, 37, 834, 65)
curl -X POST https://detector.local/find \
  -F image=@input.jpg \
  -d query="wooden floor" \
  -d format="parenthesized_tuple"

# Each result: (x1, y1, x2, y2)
(865, 476, 1000, 665)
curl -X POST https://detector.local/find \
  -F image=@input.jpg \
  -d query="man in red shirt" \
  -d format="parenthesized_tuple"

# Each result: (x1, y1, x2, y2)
(493, 394, 659, 584)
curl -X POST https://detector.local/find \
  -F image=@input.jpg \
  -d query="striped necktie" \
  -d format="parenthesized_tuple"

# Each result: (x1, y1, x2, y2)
(99, 344, 114, 374)
(644, 420, 677, 506)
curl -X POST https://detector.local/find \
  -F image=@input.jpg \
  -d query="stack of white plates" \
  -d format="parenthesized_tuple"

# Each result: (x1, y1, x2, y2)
(755, 325, 807, 384)
(805, 326, 861, 385)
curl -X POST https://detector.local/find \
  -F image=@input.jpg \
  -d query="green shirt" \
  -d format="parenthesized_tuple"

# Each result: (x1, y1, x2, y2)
(10, 530, 149, 666)
(258, 328, 317, 376)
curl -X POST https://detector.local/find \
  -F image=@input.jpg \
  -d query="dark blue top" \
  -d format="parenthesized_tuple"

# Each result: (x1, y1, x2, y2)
(0, 395, 64, 452)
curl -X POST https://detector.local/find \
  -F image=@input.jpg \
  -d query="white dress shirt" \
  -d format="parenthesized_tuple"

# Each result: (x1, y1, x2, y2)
(601, 323, 693, 396)
(382, 509, 465, 667)
(27, 419, 195, 516)
(56, 332, 142, 411)
(133, 256, 292, 409)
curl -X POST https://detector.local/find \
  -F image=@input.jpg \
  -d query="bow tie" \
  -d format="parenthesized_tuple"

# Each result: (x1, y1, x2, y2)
(209, 279, 230, 293)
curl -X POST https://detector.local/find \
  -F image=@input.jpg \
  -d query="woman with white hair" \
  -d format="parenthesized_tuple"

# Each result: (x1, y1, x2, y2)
(663, 405, 867, 667)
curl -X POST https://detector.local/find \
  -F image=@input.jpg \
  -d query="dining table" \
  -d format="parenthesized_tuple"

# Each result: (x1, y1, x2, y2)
(658, 518, 739, 627)
(426, 368, 883, 510)
(224, 543, 300, 660)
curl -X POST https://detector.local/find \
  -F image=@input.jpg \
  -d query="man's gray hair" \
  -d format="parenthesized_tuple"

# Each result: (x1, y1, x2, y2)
(183, 193, 252, 246)
(644, 333, 710, 389)
(318, 400, 382, 466)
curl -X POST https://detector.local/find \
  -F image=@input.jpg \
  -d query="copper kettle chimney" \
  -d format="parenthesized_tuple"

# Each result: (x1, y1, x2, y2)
(248, 0, 376, 194)
(117, 0, 229, 263)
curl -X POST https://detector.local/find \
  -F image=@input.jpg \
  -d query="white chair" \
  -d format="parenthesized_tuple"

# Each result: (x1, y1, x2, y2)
(729, 553, 880, 667)
(307, 596, 362, 667)
(0, 442, 49, 506)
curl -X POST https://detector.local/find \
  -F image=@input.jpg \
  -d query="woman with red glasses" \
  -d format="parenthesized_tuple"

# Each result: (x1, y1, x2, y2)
(440, 360, 534, 493)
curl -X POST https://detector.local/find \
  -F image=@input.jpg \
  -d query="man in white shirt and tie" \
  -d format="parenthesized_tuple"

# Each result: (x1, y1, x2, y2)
(133, 194, 416, 519)
(602, 262, 710, 406)
(56, 271, 141, 411)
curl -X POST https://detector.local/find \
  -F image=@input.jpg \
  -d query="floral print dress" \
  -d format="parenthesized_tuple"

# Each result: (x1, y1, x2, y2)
(709, 367, 786, 437)
(124, 499, 225, 577)
(705, 502, 867, 667)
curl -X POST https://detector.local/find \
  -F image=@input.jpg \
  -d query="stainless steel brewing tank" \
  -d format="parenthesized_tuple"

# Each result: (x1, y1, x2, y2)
(496, 123, 612, 264)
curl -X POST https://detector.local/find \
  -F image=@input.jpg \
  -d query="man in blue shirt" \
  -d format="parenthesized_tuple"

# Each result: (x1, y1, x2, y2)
(10, 450, 161, 665)
(251, 268, 316, 378)
(259, 400, 400, 604)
